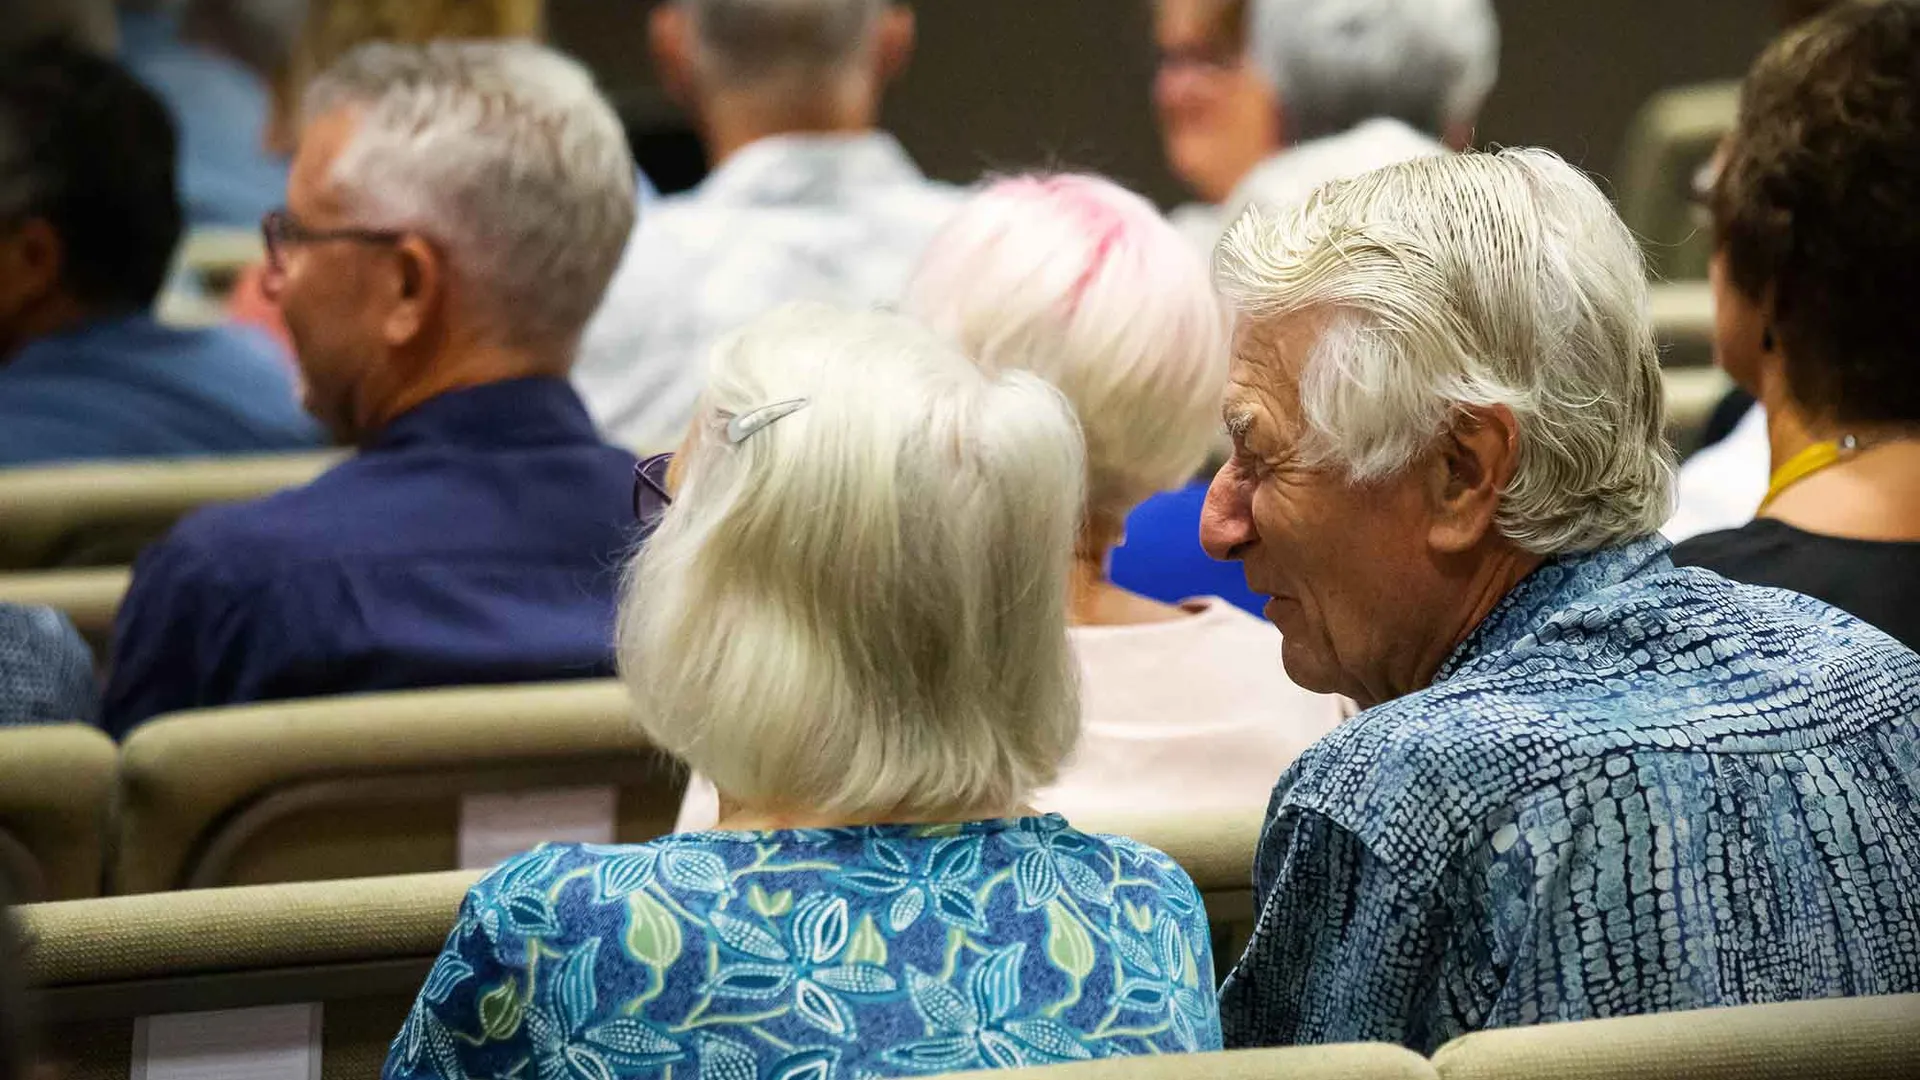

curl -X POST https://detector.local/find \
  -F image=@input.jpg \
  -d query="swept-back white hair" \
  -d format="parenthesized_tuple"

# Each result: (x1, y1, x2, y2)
(618, 304, 1086, 821)
(1247, 0, 1499, 142)
(904, 174, 1227, 524)
(680, 0, 884, 89)
(303, 40, 635, 354)
(1215, 148, 1674, 555)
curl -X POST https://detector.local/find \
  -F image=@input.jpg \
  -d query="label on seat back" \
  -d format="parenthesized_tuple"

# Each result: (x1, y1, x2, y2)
(131, 1002, 321, 1080)
(458, 785, 618, 869)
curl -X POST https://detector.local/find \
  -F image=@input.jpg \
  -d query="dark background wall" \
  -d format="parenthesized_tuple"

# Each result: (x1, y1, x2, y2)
(548, 0, 1777, 205)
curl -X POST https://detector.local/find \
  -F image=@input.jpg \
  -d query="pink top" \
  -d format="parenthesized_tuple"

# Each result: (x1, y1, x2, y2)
(673, 597, 1347, 830)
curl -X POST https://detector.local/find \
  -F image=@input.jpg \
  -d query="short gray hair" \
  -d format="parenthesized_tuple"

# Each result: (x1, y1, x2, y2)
(1247, 0, 1499, 142)
(681, 0, 884, 89)
(619, 304, 1085, 821)
(303, 40, 636, 353)
(1215, 149, 1674, 555)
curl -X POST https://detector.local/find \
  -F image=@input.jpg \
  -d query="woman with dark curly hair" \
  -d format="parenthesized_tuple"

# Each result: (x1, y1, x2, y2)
(1672, 0, 1920, 651)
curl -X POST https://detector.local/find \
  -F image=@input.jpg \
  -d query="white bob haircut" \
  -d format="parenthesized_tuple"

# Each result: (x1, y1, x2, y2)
(905, 174, 1227, 526)
(1247, 0, 1499, 143)
(303, 40, 636, 353)
(618, 304, 1086, 822)
(1215, 148, 1674, 555)
(680, 0, 885, 89)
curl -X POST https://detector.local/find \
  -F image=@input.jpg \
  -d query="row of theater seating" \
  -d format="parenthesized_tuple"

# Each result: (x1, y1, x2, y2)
(18, 862, 1918, 1079)
(0, 681, 686, 899)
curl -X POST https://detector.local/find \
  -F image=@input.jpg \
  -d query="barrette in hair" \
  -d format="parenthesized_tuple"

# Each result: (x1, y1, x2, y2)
(725, 398, 810, 444)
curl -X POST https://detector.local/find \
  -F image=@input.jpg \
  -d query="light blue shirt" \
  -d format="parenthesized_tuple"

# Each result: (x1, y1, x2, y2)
(1222, 536, 1920, 1051)
(0, 314, 320, 467)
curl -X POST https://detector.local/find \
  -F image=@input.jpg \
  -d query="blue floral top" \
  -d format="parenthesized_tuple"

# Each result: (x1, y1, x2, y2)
(385, 814, 1221, 1080)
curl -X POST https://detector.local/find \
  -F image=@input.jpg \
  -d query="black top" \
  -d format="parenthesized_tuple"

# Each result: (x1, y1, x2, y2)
(1672, 518, 1920, 652)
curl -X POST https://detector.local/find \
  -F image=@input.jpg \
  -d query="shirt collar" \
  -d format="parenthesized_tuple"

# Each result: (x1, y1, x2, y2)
(366, 377, 603, 453)
(1433, 534, 1675, 684)
(693, 131, 927, 207)
(5, 313, 160, 372)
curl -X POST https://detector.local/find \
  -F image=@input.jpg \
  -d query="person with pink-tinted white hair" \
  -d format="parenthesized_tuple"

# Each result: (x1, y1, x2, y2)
(906, 174, 1346, 820)
(669, 174, 1344, 832)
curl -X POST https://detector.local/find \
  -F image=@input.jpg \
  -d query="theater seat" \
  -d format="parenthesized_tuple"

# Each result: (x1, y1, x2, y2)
(112, 680, 686, 893)
(1431, 994, 1920, 1080)
(0, 566, 130, 655)
(0, 451, 339, 570)
(1615, 80, 1739, 283)
(18, 871, 477, 1080)
(0, 723, 114, 900)
(943, 1046, 1438, 1079)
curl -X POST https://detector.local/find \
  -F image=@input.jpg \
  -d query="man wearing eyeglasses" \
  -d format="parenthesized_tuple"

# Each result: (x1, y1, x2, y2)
(103, 40, 643, 737)
(0, 41, 319, 467)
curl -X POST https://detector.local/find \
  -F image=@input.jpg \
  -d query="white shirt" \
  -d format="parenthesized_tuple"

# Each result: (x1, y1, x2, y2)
(1183, 118, 1450, 254)
(672, 598, 1347, 830)
(1664, 402, 1769, 543)
(572, 132, 964, 450)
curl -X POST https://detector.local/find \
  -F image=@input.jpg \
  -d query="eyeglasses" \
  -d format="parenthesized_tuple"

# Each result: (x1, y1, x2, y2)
(260, 208, 406, 273)
(632, 452, 673, 528)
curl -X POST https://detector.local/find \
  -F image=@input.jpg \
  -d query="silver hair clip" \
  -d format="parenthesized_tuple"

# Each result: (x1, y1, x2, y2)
(725, 398, 810, 444)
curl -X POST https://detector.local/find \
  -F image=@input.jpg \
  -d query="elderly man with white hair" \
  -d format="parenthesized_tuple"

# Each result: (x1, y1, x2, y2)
(105, 40, 641, 734)
(572, 0, 959, 451)
(1201, 0, 1497, 237)
(1204, 148, 1920, 1051)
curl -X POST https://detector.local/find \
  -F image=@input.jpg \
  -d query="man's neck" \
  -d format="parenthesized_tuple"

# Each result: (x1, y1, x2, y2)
(700, 87, 878, 167)
(354, 341, 566, 444)
(1371, 544, 1544, 709)
(0, 295, 112, 365)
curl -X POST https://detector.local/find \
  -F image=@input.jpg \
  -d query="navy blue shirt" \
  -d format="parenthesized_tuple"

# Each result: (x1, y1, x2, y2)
(0, 314, 322, 467)
(103, 378, 639, 737)
(1110, 480, 1265, 615)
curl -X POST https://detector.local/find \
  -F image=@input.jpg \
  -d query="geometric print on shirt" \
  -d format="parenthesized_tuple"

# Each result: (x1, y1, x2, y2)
(1221, 536, 1920, 1053)
(385, 814, 1222, 1079)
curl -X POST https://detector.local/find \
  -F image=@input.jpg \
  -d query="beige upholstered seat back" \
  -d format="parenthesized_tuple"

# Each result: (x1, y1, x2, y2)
(1614, 79, 1739, 283)
(0, 451, 339, 570)
(112, 680, 686, 894)
(1430, 994, 1920, 1080)
(18, 871, 478, 1080)
(0, 724, 115, 901)
(0, 567, 130, 655)
(942, 1046, 1439, 1079)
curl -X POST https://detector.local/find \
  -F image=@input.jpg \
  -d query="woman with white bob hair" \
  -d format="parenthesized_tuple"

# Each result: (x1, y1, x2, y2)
(385, 304, 1223, 1080)
(911, 174, 1345, 818)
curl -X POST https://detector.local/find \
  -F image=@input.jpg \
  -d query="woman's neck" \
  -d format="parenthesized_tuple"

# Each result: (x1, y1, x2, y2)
(1068, 530, 1190, 627)
(1758, 364, 1920, 538)
(713, 800, 1032, 832)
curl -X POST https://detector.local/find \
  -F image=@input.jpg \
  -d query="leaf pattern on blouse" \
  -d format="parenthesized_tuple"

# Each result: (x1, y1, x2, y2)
(384, 814, 1222, 1080)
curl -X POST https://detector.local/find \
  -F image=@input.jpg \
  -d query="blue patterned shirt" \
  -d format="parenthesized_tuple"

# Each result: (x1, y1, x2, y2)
(387, 815, 1221, 1079)
(1221, 537, 1920, 1053)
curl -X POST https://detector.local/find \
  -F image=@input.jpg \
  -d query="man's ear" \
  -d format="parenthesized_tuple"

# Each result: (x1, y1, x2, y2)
(380, 235, 443, 352)
(650, 3, 698, 110)
(1426, 403, 1520, 555)
(874, 5, 916, 86)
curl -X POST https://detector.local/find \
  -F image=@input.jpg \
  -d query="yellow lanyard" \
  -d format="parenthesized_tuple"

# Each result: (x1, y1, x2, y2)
(1760, 437, 1855, 512)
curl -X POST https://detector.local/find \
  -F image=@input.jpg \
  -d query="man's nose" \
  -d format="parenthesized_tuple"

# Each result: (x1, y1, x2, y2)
(1199, 463, 1255, 561)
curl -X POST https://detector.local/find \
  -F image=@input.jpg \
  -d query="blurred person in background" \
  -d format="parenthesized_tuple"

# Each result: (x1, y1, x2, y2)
(0, 40, 318, 467)
(0, 0, 117, 53)
(0, 605, 98, 728)
(119, 0, 298, 228)
(1207, 147, 1920, 1052)
(573, 0, 960, 452)
(1672, 1, 1920, 651)
(388, 305, 1222, 1079)
(907, 175, 1345, 813)
(1203, 0, 1497, 241)
(1152, 0, 1280, 246)
(104, 41, 640, 735)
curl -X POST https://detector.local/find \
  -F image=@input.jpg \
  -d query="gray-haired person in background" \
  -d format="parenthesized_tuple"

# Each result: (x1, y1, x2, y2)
(571, 0, 961, 452)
